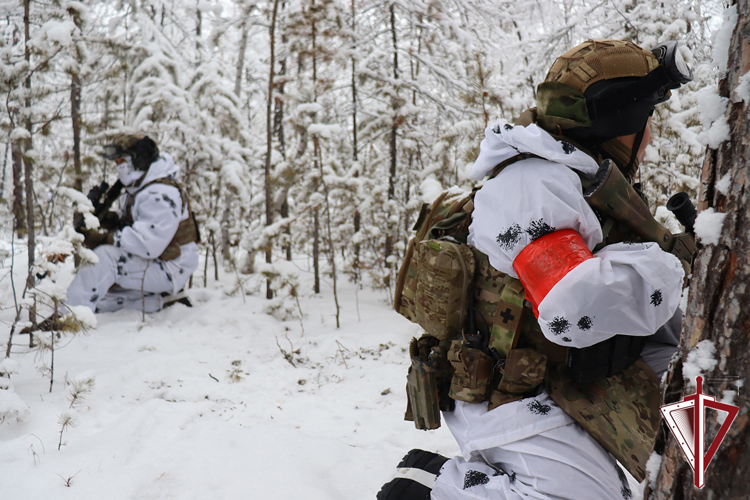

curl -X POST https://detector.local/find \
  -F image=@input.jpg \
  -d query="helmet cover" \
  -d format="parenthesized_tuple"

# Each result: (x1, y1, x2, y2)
(537, 40, 668, 139)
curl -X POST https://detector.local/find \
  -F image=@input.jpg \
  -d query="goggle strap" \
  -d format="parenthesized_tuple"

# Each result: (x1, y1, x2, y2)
(625, 124, 648, 177)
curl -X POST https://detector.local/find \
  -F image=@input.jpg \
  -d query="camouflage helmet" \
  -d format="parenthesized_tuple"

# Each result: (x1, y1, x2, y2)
(536, 39, 692, 139)
(102, 134, 160, 171)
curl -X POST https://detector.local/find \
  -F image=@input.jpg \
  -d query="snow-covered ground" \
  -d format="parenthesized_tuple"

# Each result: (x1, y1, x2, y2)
(0, 249, 459, 499)
(1, 242, 650, 499)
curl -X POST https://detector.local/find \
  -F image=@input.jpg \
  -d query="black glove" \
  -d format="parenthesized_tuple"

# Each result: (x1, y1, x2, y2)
(100, 211, 122, 230)
(82, 230, 115, 249)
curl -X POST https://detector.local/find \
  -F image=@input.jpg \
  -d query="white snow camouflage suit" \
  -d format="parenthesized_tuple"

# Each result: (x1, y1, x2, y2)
(67, 153, 199, 313)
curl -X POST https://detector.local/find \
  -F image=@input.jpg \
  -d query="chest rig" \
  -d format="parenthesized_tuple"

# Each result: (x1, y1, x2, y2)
(122, 178, 201, 261)
(394, 154, 670, 482)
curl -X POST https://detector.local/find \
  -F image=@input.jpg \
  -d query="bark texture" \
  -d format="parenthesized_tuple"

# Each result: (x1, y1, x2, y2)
(646, 1, 750, 498)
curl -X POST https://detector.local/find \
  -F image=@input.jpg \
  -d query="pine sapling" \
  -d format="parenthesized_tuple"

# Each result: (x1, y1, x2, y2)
(67, 375, 95, 409)
(226, 360, 245, 383)
(226, 367, 244, 383)
(57, 412, 75, 450)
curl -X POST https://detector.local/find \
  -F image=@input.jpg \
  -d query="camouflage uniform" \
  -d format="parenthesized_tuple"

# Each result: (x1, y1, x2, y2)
(67, 152, 199, 313)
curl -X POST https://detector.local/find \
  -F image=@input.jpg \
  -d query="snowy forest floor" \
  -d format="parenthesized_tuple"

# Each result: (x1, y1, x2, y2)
(0, 243, 643, 499)
(0, 244, 460, 499)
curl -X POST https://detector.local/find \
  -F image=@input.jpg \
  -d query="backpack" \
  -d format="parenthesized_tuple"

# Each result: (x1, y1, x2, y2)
(395, 156, 547, 425)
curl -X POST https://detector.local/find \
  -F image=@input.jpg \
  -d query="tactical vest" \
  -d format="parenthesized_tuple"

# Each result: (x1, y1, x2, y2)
(394, 155, 661, 482)
(122, 178, 201, 261)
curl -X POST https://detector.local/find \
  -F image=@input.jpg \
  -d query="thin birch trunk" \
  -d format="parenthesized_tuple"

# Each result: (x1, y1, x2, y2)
(234, 20, 248, 97)
(23, 0, 35, 292)
(351, 0, 361, 282)
(12, 143, 25, 235)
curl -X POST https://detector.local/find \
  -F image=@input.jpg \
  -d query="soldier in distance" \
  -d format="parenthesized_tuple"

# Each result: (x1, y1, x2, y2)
(68, 134, 199, 315)
(379, 39, 691, 500)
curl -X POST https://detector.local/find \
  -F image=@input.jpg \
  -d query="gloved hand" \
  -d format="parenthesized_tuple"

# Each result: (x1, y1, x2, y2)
(82, 229, 115, 249)
(100, 211, 122, 230)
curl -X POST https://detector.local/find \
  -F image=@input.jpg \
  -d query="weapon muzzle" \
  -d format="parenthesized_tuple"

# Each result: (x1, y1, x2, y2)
(666, 192, 697, 235)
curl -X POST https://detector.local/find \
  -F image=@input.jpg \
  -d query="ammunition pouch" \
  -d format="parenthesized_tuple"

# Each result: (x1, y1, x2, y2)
(496, 348, 547, 394)
(413, 239, 476, 340)
(447, 340, 494, 404)
(158, 212, 201, 261)
(405, 336, 454, 430)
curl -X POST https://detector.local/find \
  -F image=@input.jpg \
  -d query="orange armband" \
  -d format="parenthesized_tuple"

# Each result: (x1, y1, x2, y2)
(512, 229, 593, 317)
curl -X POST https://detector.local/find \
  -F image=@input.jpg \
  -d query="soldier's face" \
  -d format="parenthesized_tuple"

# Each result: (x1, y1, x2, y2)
(616, 117, 652, 162)
(638, 119, 653, 162)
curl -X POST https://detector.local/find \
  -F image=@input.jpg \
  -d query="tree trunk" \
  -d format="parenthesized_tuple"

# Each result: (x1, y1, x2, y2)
(280, 198, 291, 261)
(351, 0, 361, 280)
(195, 0, 202, 59)
(234, 20, 248, 98)
(71, 73, 83, 192)
(23, 0, 34, 290)
(220, 194, 232, 261)
(274, 34, 290, 261)
(384, 3, 398, 280)
(264, 0, 281, 300)
(0, 135, 9, 198)
(311, 0, 321, 294)
(12, 142, 26, 235)
(646, 2, 750, 497)
(235, 15, 251, 273)
(317, 135, 340, 327)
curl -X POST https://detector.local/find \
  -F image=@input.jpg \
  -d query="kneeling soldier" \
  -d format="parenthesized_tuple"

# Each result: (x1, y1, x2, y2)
(69, 134, 199, 314)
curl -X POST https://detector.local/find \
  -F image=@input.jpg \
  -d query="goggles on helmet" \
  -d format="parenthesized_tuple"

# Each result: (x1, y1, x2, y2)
(651, 40, 693, 87)
(583, 41, 693, 138)
(102, 144, 130, 160)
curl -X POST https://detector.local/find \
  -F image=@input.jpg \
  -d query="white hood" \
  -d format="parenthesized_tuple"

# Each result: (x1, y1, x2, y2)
(470, 120, 600, 181)
(125, 153, 180, 195)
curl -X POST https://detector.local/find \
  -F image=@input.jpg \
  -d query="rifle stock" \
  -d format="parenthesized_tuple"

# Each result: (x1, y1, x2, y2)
(584, 160, 695, 263)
